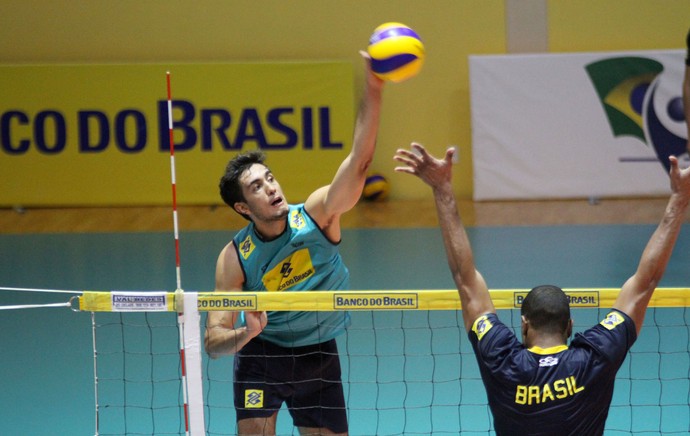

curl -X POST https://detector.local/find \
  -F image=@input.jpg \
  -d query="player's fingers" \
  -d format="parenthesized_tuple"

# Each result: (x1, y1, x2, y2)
(393, 159, 417, 173)
(395, 148, 421, 163)
(394, 167, 417, 175)
(393, 155, 412, 165)
(669, 155, 680, 176)
(444, 147, 455, 163)
(410, 142, 427, 158)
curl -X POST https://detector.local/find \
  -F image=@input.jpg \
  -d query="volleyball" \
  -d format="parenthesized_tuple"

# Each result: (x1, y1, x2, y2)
(362, 173, 390, 201)
(367, 22, 425, 83)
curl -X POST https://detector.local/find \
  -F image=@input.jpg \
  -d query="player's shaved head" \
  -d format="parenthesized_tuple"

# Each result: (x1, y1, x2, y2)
(522, 285, 571, 335)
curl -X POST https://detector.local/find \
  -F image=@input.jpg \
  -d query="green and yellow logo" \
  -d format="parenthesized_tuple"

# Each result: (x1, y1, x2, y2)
(239, 234, 255, 260)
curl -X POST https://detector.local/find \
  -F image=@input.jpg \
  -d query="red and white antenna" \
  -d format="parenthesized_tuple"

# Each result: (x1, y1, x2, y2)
(167, 71, 183, 292)
(166, 71, 206, 436)
(166, 71, 190, 435)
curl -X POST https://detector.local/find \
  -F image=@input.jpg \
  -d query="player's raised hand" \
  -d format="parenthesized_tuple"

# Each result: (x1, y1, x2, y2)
(394, 142, 454, 189)
(669, 155, 690, 198)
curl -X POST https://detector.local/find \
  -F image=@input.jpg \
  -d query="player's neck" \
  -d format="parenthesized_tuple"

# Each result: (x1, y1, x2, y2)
(525, 333, 567, 349)
(253, 218, 287, 242)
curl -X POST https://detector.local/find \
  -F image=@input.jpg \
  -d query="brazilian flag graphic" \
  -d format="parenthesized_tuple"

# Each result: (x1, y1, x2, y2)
(585, 57, 663, 142)
(587, 56, 687, 173)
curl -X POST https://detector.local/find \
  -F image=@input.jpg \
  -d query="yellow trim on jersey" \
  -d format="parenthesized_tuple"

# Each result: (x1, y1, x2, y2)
(528, 344, 568, 355)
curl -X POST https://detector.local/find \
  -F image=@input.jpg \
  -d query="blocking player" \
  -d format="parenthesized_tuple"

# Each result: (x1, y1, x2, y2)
(394, 142, 690, 435)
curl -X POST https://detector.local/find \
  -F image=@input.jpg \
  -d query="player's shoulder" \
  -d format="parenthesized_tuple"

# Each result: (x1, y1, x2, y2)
(471, 313, 514, 344)
(571, 310, 636, 353)
(218, 240, 234, 257)
(217, 241, 240, 268)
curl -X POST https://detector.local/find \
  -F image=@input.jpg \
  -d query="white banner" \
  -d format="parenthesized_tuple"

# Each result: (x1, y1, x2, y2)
(470, 50, 687, 200)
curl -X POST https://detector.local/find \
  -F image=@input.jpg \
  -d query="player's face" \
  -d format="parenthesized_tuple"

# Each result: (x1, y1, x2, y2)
(238, 163, 288, 222)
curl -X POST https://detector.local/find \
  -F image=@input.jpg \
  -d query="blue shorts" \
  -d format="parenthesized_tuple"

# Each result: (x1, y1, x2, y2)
(234, 337, 347, 433)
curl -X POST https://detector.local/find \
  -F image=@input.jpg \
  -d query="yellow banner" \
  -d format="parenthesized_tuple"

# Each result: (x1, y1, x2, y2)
(0, 62, 354, 206)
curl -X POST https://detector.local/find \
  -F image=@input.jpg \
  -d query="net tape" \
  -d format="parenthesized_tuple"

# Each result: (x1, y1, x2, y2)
(75, 288, 690, 313)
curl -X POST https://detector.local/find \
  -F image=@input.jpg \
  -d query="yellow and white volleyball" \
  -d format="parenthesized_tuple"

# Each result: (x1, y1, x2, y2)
(362, 173, 390, 202)
(367, 22, 425, 83)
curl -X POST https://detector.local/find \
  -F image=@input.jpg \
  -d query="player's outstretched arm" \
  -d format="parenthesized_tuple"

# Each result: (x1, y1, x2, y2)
(683, 30, 690, 154)
(614, 156, 690, 335)
(306, 53, 384, 235)
(204, 242, 267, 358)
(683, 67, 690, 154)
(394, 143, 494, 331)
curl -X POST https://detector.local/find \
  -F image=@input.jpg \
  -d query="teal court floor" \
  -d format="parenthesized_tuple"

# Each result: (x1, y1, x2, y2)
(2, 223, 690, 435)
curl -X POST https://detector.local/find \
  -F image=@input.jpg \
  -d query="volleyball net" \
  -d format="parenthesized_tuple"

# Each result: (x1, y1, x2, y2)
(64, 288, 690, 435)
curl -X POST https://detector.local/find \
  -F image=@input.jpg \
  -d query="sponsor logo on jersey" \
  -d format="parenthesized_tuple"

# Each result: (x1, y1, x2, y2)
(472, 315, 494, 341)
(539, 356, 559, 367)
(262, 248, 314, 291)
(239, 234, 255, 260)
(289, 210, 306, 230)
(600, 311, 625, 330)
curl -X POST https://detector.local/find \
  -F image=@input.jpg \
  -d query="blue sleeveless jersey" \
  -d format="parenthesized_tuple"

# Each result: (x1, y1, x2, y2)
(469, 310, 636, 435)
(232, 204, 351, 347)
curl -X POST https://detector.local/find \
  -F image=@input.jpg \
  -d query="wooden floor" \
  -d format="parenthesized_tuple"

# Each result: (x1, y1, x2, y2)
(0, 197, 679, 234)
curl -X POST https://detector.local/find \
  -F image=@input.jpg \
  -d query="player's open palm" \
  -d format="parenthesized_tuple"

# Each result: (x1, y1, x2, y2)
(394, 142, 454, 189)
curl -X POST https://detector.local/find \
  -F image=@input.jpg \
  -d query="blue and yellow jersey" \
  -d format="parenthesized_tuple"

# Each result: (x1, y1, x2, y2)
(469, 310, 636, 435)
(232, 203, 351, 347)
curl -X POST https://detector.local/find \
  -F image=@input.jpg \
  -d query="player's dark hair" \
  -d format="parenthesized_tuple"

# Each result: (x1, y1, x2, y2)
(219, 150, 267, 220)
(521, 285, 571, 335)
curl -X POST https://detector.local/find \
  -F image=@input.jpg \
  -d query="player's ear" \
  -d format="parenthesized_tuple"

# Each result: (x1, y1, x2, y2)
(520, 315, 528, 341)
(233, 202, 250, 217)
(566, 319, 573, 339)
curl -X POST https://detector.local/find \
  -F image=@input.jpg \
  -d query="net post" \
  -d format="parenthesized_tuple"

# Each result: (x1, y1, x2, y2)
(91, 311, 100, 436)
(182, 291, 206, 435)
(176, 292, 190, 435)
